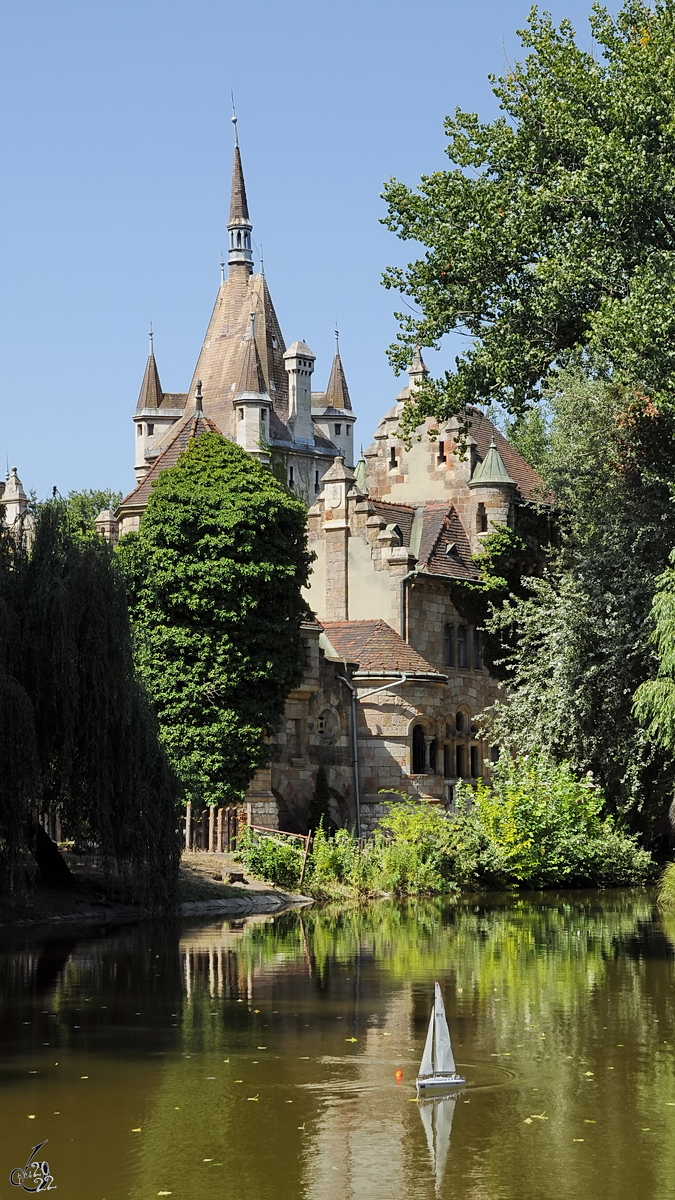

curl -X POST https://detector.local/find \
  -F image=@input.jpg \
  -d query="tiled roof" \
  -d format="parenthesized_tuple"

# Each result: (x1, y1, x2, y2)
(135, 350, 162, 411)
(323, 352, 352, 411)
(118, 411, 219, 511)
(371, 499, 415, 548)
(322, 619, 445, 678)
(424, 508, 480, 580)
(229, 144, 249, 222)
(466, 408, 547, 501)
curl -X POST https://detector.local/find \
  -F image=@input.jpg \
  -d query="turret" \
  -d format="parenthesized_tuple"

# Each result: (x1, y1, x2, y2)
(284, 341, 315, 443)
(233, 313, 272, 459)
(468, 435, 516, 547)
(1, 465, 28, 529)
(227, 112, 253, 276)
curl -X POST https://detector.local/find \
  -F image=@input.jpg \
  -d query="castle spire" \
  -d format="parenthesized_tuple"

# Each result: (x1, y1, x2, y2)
(227, 104, 253, 273)
(135, 329, 163, 411)
(324, 329, 352, 411)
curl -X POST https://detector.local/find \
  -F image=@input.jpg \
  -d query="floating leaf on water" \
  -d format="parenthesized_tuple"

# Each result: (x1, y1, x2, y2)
(299, 1057, 310, 1060)
(253, 1009, 260, 1013)
(345, 1038, 358, 1043)
(247, 1096, 259, 1101)
(298, 1124, 305, 1130)
(523, 1118, 533, 1124)
(234, 1080, 243, 1083)
(131, 1128, 141, 1133)
(223, 1059, 230, 1063)
(158, 1192, 172, 1196)
(80, 1076, 88, 1080)
(572, 1139, 584, 1143)
(584, 1120, 596, 1124)
(257, 1046, 267, 1050)
(583, 1072, 594, 1077)
(28, 1116, 35, 1120)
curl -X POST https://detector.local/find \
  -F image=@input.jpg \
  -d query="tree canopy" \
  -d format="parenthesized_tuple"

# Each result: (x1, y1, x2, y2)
(119, 432, 313, 807)
(382, 0, 675, 437)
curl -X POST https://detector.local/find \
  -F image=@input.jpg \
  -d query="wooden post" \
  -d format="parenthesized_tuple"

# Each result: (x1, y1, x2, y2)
(185, 802, 192, 851)
(299, 833, 313, 888)
(201, 809, 209, 852)
(208, 805, 216, 853)
(217, 807, 224, 853)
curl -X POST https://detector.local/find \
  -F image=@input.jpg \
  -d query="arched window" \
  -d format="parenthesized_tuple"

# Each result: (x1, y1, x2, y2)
(476, 502, 488, 533)
(455, 711, 464, 733)
(412, 725, 426, 774)
(456, 744, 465, 777)
(470, 746, 480, 777)
(443, 624, 455, 667)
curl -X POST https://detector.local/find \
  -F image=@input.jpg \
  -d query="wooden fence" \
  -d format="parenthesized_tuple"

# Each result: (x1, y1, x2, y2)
(183, 803, 240, 853)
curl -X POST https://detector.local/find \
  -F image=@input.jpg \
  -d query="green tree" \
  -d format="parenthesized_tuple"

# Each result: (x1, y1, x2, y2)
(634, 555, 675, 750)
(119, 431, 313, 807)
(66, 488, 122, 532)
(382, 0, 675, 437)
(0, 501, 179, 903)
(482, 369, 675, 837)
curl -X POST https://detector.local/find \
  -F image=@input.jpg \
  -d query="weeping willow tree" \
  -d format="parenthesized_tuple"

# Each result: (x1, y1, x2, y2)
(0, 501, 180, 906)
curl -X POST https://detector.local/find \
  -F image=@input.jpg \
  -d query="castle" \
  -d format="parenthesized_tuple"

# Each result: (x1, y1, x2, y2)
(95, 129, 547, 836)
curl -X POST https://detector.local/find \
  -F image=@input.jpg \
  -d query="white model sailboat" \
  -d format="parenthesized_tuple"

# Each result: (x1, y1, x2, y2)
(416, 981, 465, 1092)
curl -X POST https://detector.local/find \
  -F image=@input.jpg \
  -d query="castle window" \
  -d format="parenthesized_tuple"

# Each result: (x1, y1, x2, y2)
(473, 629, 482, 670)
(457, 626, 469, 669)
(315, 470, 320, 491)
(147, 423, 154, 436)
(412, 724, 426, 774)
(346, 424, 350, 435)
(289, 465, 295, 488)
(455, 711, 464, 733)
(443, 624, 455, 667)
(137, 424, 142, 437)
(477, 502, 488, 533)
(470, 745, 480, 778)
(334, 423, 342, 436)
(491, 744, 500, 764)
(238, 408, 244, 421)
(429, 739, 437, 773)
(437, 441, 446, 464)
(444, 744, 452, 777)
(260, 409, 266, 421)
(390, 446, 398, 470)
(456, 744, 465, 777)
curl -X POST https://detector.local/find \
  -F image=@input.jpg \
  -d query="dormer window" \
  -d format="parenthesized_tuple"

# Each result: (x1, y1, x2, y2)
(334, 423, 342, 436)
(272, 336, 278, 350)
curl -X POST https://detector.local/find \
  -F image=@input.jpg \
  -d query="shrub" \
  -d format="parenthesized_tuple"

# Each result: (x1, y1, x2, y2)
(236, 826, 303, 890)
(657, 862, 675, 908)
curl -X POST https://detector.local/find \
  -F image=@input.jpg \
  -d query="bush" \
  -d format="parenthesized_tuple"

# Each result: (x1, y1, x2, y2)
(461, 754, 654, 888)
(236, 826, 304, 890)
(657, 862, 675, 908)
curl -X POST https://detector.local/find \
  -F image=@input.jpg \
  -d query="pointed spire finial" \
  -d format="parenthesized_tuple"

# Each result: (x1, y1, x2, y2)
(335, 321, 340, 355)
(260, 242, 265, 278)
(195, 380, 203, 413)
(231, 93, 239, 147)
(149, 321, 154, 356)
(220, 250, 225, 283)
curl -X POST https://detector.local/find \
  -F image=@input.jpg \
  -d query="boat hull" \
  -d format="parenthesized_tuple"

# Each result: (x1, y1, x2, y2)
(416, 1073, 465, 1092)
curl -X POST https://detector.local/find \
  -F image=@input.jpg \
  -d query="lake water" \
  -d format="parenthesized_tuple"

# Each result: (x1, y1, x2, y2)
(1, 892, 674, 1200)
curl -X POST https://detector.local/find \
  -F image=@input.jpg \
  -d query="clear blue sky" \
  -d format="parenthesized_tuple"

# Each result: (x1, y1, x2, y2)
(0, 0, 614, 499)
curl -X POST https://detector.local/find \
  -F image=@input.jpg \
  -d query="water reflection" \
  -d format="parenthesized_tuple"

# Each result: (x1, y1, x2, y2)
(0, 893, 674, 1199)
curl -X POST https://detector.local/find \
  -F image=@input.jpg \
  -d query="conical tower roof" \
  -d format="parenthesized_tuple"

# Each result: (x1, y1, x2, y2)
(229, 144, 249, 224)
(235, 316, 268, 397)
(324, 351, 352, 411)
(135, 339, 162, 411)
(469, 437, 515, 487)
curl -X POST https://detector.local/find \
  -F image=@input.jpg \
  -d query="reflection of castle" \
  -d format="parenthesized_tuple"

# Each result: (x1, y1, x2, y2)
(98, 129, 547, 834)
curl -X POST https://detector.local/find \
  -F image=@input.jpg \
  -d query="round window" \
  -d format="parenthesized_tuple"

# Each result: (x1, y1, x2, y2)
(316, 708, 340, 744)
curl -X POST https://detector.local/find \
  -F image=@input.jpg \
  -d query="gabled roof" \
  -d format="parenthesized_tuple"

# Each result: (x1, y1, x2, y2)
(321, 619, 446, 679)
(118, 409, 219, 512)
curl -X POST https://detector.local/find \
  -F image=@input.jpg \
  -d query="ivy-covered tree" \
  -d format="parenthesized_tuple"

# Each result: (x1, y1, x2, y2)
(118, 432, 313, 808)
(382, 0, 675, 438)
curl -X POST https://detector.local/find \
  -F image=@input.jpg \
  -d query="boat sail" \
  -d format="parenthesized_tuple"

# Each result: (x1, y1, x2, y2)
(416, 981, 465, 1092)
